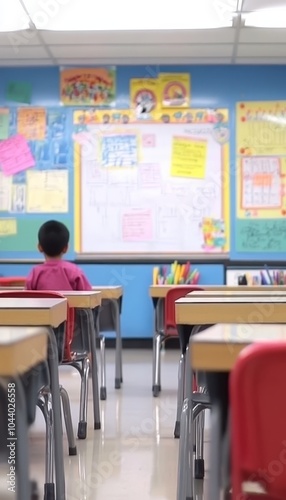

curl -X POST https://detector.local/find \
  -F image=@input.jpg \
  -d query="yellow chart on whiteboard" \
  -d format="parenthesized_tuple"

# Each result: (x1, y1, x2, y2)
(171, 136, 207, 179)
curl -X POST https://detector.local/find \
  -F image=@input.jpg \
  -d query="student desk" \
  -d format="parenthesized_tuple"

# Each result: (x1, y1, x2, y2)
(0, 298, 67, 500)
(60, 291, 102, 426)
(92, 286, 123, 390)
(0, 326, 48, 500)
(175, 296, 286, 500)
(191, 323, 286, 500)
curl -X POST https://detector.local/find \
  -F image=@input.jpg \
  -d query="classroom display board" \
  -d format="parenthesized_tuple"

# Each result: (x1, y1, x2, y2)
(0, 107, 74, 256)
(236, 101, 286, 254)
(75, 108, 230, 255)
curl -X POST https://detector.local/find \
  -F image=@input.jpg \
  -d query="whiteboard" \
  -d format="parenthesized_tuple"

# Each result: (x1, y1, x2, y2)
(78, 120, 229, 255)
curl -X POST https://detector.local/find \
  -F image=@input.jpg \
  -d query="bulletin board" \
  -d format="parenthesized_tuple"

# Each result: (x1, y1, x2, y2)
(74, 108, 230, 256)
(0, 107, 74, 259)
(236, 101, 286, 254)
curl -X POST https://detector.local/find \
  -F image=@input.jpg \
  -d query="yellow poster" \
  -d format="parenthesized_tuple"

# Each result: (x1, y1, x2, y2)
(159, 73, 190, 108)
(0, 219, 17, 236)
(26, 170, 68, 213)
(171, 136, 207, 179)
(130, 79, 159, 120)
(237, 101, 286, 219)
(237, 101, 286, 156)
(17, 108, 46, 140)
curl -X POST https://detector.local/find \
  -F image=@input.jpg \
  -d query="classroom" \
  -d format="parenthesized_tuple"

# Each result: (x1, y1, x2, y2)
(1, 1, 286, 499)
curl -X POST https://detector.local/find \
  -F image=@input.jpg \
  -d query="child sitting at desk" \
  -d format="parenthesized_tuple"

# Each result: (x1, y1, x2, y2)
(26, 220, 92, 291)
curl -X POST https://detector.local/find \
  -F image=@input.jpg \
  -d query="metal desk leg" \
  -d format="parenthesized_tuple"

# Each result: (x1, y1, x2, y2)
(14, 377, 30, 500)
(90, 308, 101, 430)
(114, 299, 122, 390)
(152, 298, 163, 397)
(207, 404, 222, 500)
(47, 327, 66, 500)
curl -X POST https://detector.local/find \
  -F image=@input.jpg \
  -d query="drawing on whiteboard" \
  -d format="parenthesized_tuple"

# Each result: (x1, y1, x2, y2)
(138, 164, 161, 189)
(201, 218, 226, 251)
(241, 157, 282, 210)
(171, 136, 207, 179)
(122, 209, 153, 242)
(100, 133, 138, 167)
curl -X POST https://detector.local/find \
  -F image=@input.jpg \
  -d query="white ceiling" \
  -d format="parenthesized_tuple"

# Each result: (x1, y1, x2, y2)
(1, 0, 286, 66)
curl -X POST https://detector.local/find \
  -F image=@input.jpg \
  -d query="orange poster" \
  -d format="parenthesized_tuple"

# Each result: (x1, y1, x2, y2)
(60, 67, 116, 106)
(17, 108, 46, 140)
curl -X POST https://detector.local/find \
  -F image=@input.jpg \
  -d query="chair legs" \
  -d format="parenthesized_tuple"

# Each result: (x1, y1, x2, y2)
(37, 390, 55, 500)
(99, 335, 107, 401)
(194, 411, 205, 480)
(59, 386, 77, 456)
(78, 357, 90, 439)
(174, 352, 185, 438)
(153, 333, 162, 397)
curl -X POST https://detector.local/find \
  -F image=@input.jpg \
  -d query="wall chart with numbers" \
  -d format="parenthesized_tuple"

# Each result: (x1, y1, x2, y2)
(236, 101, 286, 253)
(74, 108, 230, 256)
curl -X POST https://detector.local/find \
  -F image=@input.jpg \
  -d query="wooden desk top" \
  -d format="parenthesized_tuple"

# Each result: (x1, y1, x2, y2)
(0, 298, 67, 327)
(92, 286, 123, 299)
(191, 323, 286, 371)
(149, 284, 286, 299)
(60, 291, 101, 308)
(190, 290, 286, 297)
(0, 326, 48, 377)
(175, 296, 286, 325)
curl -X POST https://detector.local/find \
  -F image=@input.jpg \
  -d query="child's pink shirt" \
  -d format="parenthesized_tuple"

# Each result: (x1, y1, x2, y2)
(25, 260, 92, 291)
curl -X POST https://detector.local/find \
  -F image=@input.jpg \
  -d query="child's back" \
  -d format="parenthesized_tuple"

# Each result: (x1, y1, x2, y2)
(26, 220, 92, 291)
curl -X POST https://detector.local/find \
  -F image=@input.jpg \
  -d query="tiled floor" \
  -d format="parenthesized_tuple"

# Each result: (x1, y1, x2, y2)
(1, 349, 209, 499)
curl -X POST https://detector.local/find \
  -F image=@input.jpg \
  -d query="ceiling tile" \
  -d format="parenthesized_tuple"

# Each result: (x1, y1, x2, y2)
(50, 43, 232, 58)
(239, 27, 286, 43)
(237, 43, 286, 57)
(0, 45, 50, 59)
(236, 57, 286, 63)
(41, 28, 235, 45)
(0, 31, 42, 46)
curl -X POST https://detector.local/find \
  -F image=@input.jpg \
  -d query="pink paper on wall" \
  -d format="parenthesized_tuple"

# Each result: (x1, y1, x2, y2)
(0, 134, 35, 176)
(122, 209, 153, 241)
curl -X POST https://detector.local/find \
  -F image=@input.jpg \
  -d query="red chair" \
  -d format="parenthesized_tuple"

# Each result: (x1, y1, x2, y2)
(231, 342, 286, 499)
(0, 290, 90, 439)
(0, 276, 26, 287)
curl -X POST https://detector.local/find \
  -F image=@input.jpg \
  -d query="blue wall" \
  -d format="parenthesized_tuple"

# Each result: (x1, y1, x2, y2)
(1, 65, 286, 337)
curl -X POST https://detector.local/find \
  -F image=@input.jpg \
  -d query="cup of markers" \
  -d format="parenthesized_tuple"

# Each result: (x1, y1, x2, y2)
(153, 261, 200, 285)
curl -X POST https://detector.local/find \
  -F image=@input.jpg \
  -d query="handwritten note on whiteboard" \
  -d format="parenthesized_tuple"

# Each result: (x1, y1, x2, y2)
(0, 219, 17, 236)
(101, 133, 138, 168)
(171, 136, 207, 179)
(17, 108, 46, 140)
(138, 164, 161, 189)
(241, 157, 281, 210)
(26, 170, 68, 213)
(0, 134, 35, 176)
(122, 209, 153, 241)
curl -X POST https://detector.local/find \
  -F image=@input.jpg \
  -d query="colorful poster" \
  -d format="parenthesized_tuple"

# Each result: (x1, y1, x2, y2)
(100, 132, 138, 168)
(17, 108, 46, 140)
(159, 73, 190, 108)
(73, 109, 134, 128)
(60, 68, 116, 106)
(201, 218, 226, 252)
(0, 134, 35, 176)
(130, 79, 159, 120)
(171, 136, 207, 179)
(26, 170, 68, 213)
(236, 219, 286, 252)
(0, 109, 9, 140)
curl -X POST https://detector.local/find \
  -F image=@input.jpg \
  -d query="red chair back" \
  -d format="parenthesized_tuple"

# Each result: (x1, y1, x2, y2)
(231, 342, 286, 500)
(165, 286, 204, 337)
(0, 277, 26, 287)
(0, 290, 74, 361)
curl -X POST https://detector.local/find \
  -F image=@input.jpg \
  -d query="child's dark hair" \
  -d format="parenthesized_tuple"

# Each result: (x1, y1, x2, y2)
(38, 220, 69, 257)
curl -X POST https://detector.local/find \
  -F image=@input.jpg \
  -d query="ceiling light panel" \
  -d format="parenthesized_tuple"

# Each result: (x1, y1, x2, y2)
(0, 0, 30, 31)
(22, 0, 234, 30)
